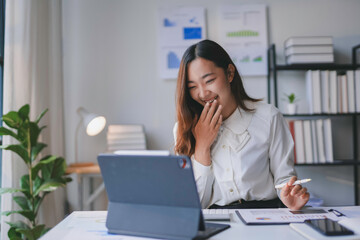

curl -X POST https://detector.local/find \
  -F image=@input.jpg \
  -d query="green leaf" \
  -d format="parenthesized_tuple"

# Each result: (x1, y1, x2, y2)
(0, 188, 23, 195)
(13, 196, 30, 211)
(34, 196, 42, 214)
(34, 181, 64, 196)
(41, 227, 51, 236)
(1, 144, 30, 163)
(18, 104, 30, 121)
(41, 157, 66, 184)
(6, 220, 30, 230)
(35, 108, 48, 124)
(0, 127, 20, 141)
(33, 224, 46, 239)
(16, 229, 34, 240)
(17, 127, 29, 147)
(41, 157, 66, 180)
(2, 111, 21, 129)
(32, 176, 43, 195)
(39, 125, 47, 132)
(51, 157, 67, 178)
(17, 224, 45, 240)
(31, 155, 57, 180)
(7, 226, 22, 240)
(29, 122, 41, 148)
(2, 210, 35, 221)
(31, 142, 47, 162)
(20, 175, 31, 198)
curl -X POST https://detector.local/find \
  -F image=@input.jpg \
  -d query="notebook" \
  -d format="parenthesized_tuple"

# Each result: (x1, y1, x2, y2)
(97, 153, 230, 240)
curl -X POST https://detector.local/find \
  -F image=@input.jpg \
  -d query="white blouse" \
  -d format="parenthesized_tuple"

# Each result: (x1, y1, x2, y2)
(173, 101, 296, 208)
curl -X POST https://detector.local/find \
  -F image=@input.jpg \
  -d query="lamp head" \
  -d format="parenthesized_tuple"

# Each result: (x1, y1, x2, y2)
(77, 107, 106, 136)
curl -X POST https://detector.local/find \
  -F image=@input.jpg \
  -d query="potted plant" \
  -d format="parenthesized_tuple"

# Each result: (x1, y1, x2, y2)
(0, 104, 71, 240)
(283, 93, 298, 114)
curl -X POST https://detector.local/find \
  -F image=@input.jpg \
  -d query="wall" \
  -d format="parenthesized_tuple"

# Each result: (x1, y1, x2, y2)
(62, 0, 360, 209)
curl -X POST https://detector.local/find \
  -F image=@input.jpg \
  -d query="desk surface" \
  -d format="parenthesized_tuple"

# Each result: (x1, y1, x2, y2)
(66, 162, 100, 175)
(42, 207, 360, 240)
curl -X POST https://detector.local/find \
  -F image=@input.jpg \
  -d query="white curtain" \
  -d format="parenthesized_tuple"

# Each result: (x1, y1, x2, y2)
(1, 0, 65, 239)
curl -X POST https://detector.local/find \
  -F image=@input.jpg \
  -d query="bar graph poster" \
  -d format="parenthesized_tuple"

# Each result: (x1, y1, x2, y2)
(220, 4, 268, 76)
(158, 7, 206, 79)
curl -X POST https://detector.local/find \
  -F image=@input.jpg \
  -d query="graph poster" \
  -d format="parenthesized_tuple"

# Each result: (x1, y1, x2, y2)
(158, 7, 206, 79)
(220, 4, 268, 76)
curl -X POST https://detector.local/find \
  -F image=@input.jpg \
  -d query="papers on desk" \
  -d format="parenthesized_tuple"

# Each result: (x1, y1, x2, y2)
(236, 208, 338, 225)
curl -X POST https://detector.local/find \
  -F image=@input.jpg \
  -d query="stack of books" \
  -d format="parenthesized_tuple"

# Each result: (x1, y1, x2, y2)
(106, 125, 147, 152)
(288, 119, 333, 164)
(284, 36, 334, 64)
(305, 70, 360, 114)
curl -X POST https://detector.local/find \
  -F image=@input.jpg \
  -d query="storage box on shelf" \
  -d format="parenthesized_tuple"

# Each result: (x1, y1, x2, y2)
(267, 43, 360, 205)
(284, 36, 334, 64)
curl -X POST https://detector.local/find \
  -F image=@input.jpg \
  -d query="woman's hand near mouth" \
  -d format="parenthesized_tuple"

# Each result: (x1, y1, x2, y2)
(192, 100, 223, 166)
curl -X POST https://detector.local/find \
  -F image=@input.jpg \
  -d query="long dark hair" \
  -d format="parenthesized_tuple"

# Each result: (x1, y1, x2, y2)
(175, 39, 261, 156)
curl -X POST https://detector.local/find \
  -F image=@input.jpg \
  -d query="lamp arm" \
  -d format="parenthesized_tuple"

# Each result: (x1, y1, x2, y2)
(74, 118, 83, 164)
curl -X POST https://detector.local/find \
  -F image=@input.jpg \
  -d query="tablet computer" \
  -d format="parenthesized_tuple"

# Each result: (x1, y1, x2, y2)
(98, 153, 230, 240)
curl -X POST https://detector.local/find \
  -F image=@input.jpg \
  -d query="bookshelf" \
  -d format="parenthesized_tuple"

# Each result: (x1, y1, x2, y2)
(267, 43, 360, 205)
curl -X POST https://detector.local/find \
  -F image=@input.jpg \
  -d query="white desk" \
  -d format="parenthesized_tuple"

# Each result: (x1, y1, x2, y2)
(41, 207, 360, 240)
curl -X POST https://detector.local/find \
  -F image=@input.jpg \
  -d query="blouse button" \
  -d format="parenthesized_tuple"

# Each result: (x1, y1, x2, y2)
(222, 145, 226, 149)
(229, 189, 234, 193)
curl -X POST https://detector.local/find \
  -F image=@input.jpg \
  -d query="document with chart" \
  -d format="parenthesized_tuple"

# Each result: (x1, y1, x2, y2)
(236, 208, 339, 225)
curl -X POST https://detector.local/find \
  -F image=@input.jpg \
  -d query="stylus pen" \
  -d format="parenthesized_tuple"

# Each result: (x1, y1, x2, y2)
(275, 178, 312, 189)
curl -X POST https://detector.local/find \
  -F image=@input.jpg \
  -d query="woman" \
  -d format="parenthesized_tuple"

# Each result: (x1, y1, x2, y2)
(174, 39, 309, 210)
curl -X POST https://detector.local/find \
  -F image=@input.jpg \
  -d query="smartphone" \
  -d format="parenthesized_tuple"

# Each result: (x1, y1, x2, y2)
(305, 219, 354, 236)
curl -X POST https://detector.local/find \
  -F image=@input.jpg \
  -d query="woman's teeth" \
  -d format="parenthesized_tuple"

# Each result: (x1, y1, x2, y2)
(205, 97, 218, 104)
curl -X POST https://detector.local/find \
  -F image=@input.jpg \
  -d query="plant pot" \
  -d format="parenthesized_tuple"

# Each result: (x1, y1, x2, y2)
(287, 103, 297, 114)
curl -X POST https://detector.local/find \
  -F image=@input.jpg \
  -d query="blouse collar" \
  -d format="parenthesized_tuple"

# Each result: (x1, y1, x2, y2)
(223, 101, 255, 134)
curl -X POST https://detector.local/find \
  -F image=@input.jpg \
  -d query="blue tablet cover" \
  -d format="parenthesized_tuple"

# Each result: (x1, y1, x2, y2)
(98, 154, 228, 240)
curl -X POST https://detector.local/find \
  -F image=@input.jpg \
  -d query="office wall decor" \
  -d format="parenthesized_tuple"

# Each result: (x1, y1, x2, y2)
(158, 6, 207, 79)
(220, 4, 268, 76)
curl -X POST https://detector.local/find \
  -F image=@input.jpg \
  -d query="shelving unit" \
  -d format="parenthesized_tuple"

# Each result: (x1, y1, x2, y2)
(267, 43, 360, 205)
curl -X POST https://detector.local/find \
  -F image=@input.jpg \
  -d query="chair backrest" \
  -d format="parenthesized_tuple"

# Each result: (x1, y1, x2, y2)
(106, 124, 147, 152)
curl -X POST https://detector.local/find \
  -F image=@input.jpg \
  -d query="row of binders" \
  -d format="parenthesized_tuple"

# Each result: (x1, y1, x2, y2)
(306, 70, 360, 114)
(285, 36, 334, 64)
(106, 124, 147, 152)
(288, 119, 333, 164)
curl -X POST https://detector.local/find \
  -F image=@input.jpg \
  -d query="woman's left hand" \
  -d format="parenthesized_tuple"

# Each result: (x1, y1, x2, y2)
(280, 176, 310, 210)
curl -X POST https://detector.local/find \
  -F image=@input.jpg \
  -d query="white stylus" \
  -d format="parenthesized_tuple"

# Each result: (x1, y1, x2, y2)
(275, 178, 312, 189)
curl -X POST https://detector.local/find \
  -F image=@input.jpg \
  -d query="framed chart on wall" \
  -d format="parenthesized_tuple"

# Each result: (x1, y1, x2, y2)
(157, 7, 207, 79)
(220, 4, 268, 76)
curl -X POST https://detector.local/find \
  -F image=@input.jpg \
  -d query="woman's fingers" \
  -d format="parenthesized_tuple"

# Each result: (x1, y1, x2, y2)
(210, 105, 222, 127)
(199, 102, 210, 122)
(294, 187, 308, 197)
(281, 176, 298, 197)
(281, 183, 291, 197)
(301, 192, 310, 200)
(290, 184, 302, 196)
(205, 100, 218, 123)
(288, 176, 297, 187)
(215, 115, 223, 131)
